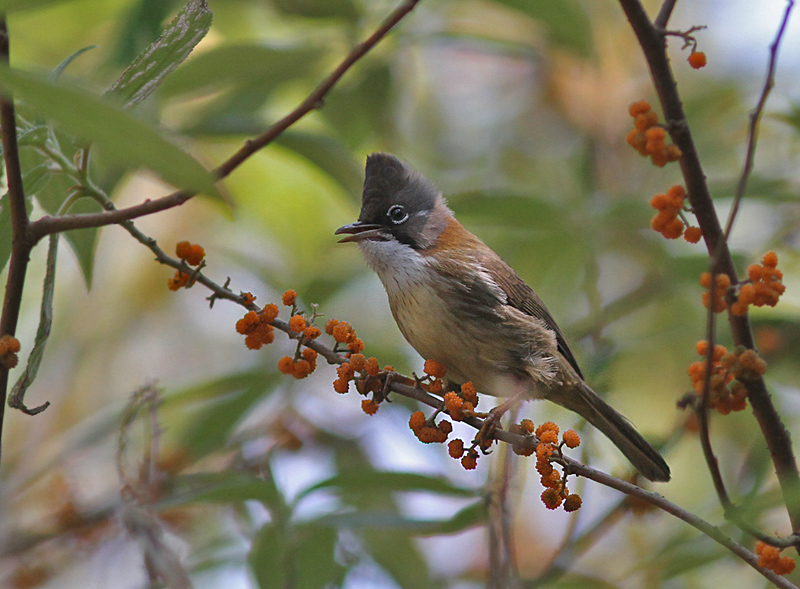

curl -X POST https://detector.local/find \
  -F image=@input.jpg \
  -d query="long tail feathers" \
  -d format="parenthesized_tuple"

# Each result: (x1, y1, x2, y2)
(548, 383, 671, 482)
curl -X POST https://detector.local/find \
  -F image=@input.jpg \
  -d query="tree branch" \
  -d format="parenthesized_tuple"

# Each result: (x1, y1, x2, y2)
(0, 18, 34, 463)
(26, 0, 422, 244)
(618, 0, 800, 538)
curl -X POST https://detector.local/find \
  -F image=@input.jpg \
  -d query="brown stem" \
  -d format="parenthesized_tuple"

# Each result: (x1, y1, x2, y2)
(618, 0, 800, 538)
(0, 18, 34, 463)
(27, 0, 422, 244)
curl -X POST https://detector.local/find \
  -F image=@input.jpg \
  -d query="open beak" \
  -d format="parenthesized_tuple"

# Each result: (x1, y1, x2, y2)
(335, 222, 386, 243)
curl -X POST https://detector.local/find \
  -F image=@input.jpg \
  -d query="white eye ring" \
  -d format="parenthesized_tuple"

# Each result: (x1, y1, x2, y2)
(387, 204, 409, 225)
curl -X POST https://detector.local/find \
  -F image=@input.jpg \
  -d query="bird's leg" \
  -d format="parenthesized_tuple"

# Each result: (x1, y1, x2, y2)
(476, 392, 528, 453)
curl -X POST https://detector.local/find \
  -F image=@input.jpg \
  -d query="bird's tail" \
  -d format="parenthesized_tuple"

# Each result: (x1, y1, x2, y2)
(548, 383, 671, 482)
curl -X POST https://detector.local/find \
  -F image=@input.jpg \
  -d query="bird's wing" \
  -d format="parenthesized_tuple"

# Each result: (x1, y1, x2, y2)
(484, 260, 585, 380)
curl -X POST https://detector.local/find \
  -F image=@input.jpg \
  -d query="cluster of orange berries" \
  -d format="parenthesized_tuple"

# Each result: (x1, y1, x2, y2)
(409, 410, 453, 445)
(168, 241, 205, 290)
(731, 251, 786, 316)
(443, 381, 479, 421)
(626, 101, 683, 167)
(700, 272, 731, 313)
(330, 320, 387, 400)
(0, 334, 21, 369)
(688, 341, 767, 415)
(235, 289, 323, 379)
(508, 420, 582, 511)
(701, 252, 786, 316)
(755, 541, 796, 576)
(649, 185, 702, 242)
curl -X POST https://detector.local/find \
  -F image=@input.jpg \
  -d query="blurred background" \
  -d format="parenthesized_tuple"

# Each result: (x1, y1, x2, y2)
(1, 0, 799, 587)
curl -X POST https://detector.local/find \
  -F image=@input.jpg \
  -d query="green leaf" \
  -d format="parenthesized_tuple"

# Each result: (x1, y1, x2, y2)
(271, 0, 359, 20)
(362, 527, 432, 588)
(178, 374, 280, 459)
(107, 0, 213, 109)
(165, 472, 285, 508)
(8, 233, 58, 413)
(292, 524, 343, 589)
(112, 0, 182, 67)
(298, 471, 477, 503)
(249, 523, 288, 589)
(0, 0, 72, 12)
(315, 502, 486, 535)
(493, 0, 594, 58)
(275, 131, 363, 194)
(159, 44, 323, 99)
(0, 65, 218, 197)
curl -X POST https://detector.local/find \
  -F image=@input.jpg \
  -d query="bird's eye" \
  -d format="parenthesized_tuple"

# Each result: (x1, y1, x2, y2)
(387, 204, 409, 225)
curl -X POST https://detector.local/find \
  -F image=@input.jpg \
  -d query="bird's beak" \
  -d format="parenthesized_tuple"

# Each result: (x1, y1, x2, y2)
(335, 222, 386, 243)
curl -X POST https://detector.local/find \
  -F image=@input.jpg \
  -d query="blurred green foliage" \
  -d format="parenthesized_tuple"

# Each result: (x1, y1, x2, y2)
(0, 1, 798, 588)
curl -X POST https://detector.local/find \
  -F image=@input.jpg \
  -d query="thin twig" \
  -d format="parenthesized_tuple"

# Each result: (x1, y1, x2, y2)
(26, 0, 422, 244)
(723, 0, 794, 240)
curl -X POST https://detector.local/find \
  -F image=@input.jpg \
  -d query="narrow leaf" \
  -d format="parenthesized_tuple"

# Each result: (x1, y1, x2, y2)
(9, 233, 58, 413)
(107, 0, 213, 109)
(298, 471, 477, 502)
(51, 46, 98, 81)
(0, 65, 218, 196)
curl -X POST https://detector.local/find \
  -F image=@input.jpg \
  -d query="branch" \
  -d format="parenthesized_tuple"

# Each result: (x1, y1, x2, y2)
(618, 0, 800, 538)
(723, 0, 794, 240)
(27, 0, 421, 244)
(0, 18, 35, 463)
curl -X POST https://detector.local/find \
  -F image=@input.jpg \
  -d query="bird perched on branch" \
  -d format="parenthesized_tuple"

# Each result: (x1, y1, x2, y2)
(336, 153, 670, 482)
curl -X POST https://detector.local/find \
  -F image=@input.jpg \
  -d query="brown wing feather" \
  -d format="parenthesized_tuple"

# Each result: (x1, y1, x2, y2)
(485, 261, 585, 380)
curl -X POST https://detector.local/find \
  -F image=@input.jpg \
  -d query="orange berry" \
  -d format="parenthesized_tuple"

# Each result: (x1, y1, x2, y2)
(539, 430, 559, 445)
(333, 378, 349, 394)
(332, 322, 353, 343)
(236, 311, 259, 334)
(762, 251, 778, 268)
(536, 421, 559, 437)
(688, 51, 707, 69)
(461, 382, 478, 406)
(348, 338, 365, 353)
(409, 411, 426, 431)
(282, 290, 297, 306)
(628, 100, 651, 117)
(185, 244, 205, 266)
(461, 452, 478, 470)
(349, 353, 366, 372)
(325, 319, 339, 335)
(303, 326, 321, 340)
(625, 129, 640, 148)
(662, 217, 685, 239)
(167, 270, 191, 291)
(241, 292, 256, 305)
(302, 348, 317, 363)
(683, 226, 702, 243)
(365, 357, 380, 376)
(650, 151, 669, 168)
(730, 301, 749, 316)
(361, 399, 379, 415)
(423, 359, 447, 378)
(289, 315, 307, 333)
(774, 556, 796, 575)
(562, 430, 581, 448)
(277, 356, 294, 375)
(175, 241, 192, 259)
(563, 494, 582, 512)
(261, 303, 279, 323)
(541, 488, 562, 510)
(649, 193, 669, 210)
(448, 438, 465, 458)
(0, 335, 20, 355)
(292, 359, 312, 379)
(520, 419, 535, 434)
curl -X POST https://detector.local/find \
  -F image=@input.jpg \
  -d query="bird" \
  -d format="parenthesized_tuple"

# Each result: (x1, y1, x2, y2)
(335, 153, 670, 482)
